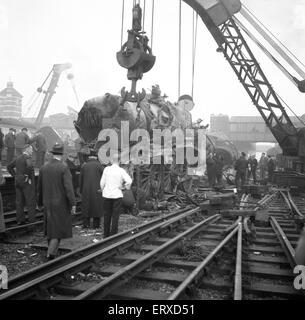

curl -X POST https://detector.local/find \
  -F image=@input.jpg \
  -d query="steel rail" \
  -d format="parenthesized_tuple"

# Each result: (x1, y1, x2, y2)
(254, 192, 278, 212)
(2, 200, 82, 233)
(270, 216, 305, 297)
(279, 191, 293, 215)
(74, 214, 221, 300)
(234, 221, 243, 300)
(287, 191, 304, 218)
(270, 216, 296, 269)
(0, 207, 201, 300)
(167, 218, 241, 300)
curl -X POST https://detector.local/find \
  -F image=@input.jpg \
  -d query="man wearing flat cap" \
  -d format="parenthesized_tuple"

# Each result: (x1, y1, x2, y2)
(38, 143, 76, 260)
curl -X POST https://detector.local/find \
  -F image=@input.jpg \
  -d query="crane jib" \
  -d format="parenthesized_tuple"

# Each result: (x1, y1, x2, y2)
(182, 0, 301, 157)
(183, 0, 241, 39)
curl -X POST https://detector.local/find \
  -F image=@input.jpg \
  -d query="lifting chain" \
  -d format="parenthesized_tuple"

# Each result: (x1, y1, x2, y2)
(117, 2, 155, 103)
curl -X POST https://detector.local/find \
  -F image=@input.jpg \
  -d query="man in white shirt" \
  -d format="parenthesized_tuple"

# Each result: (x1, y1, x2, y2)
(100, 153, 132, 238)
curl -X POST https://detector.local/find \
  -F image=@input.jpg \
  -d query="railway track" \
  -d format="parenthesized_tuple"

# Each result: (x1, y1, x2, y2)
(183, 191, 304, 300)
(241, 191, 304, 299)
(1, 190, 304, 300)
(0, 205, 202, 299)
(1, 200, 83, 234)
(0, 211, 241, 300)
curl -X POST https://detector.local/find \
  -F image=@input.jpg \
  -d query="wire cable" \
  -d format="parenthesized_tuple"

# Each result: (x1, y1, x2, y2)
(242, 4, 305, 70)
(120, 0, 125, 47)
(151, 0, 155, 50)
(178, 0, 182, 98)
(142, 0, 146, 31)
(277, 94, 305, 127)
(192, 11, 198, 98)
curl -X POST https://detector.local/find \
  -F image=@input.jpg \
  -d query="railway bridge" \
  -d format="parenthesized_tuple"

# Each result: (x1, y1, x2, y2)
(210, 115, 305, 153)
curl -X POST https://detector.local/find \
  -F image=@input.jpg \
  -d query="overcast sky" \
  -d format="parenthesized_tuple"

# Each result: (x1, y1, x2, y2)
(0, 0, 305, 123)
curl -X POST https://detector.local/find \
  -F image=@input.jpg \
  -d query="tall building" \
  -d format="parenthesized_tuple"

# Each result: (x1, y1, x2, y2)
(0, 81, 23, 118)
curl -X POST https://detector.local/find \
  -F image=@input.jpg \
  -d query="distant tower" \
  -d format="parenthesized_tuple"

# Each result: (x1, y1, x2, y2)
(0, 81, 23, 118)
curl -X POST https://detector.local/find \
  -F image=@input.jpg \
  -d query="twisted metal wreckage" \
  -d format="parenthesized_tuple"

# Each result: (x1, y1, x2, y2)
(74, 1, 238, 199)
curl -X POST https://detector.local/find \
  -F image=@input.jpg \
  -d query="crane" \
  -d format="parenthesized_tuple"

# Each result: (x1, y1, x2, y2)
(35, 63, 72, 127)
(180, 0, 305, 172)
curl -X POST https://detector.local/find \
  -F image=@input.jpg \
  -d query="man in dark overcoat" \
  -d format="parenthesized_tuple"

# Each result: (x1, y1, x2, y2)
(5, 128, 16, 164)
(215, 153, 224, 186)
(0, 128, 4, 163)
(30, 131, 47, 168)
(234, 152, 248, 188)
(38, 143, 76, 260)
(267, 155, 276, 183)
(206, 153, 216, 188)
(0, 163, 6, 233)
(79, 150, 104, 229)
(7, 146, 36, 224)
(15, 128, 30, 157)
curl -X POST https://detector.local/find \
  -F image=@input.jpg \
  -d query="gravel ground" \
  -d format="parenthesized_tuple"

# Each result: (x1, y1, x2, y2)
(196, 288, 231, 300)
(123, 278, 176, 295)
(0, 212, 167, 279)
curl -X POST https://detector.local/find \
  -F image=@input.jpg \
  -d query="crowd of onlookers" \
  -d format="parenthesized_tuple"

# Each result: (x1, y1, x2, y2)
(0, 131, 133, 261)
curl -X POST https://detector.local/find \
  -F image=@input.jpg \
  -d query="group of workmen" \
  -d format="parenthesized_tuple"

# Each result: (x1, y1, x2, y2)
(206, 151, 276, 188)
(234, 152, 276, 188)
(1, 127, 47, 168)
(2, 131, 133, 260)
(206, 153, 225, 187)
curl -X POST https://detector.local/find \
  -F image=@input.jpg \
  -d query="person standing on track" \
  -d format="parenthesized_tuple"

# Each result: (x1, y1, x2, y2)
(30, 131, 47, 168)
(206, 153, 216, 188)
(38, 143, 76, 260)
(259, 153, 268, 181)
(248, 155, 258, 184)
(15, 128, 30, 157)
(5, 128, 16, 164)
(100, 153, 132, 238)
(234, 152, 248, 188)
(267, 155, 276, 183)
(80, 150, 104, 229)
(7, 145, 36, 225)
(0, 128, 4, 163)
(215, 153, 224, 186)
(0, 163, 6, 233)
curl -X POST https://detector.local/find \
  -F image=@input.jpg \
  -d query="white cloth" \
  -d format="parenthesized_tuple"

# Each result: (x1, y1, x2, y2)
(100, 164, 132, 199)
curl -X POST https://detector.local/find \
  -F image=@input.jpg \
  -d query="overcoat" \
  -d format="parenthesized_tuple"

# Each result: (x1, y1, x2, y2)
(79, 158, 104, 218)
(38, 159, 76, 239)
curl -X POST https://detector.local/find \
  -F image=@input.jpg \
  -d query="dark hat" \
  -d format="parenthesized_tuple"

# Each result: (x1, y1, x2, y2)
(178, 95, 193, 102)
(50, 143, 64, 155)
(9, 128, 16, 132)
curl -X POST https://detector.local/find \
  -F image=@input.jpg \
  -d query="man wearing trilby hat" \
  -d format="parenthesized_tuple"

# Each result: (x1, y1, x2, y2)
(38, 143, 76, 260)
